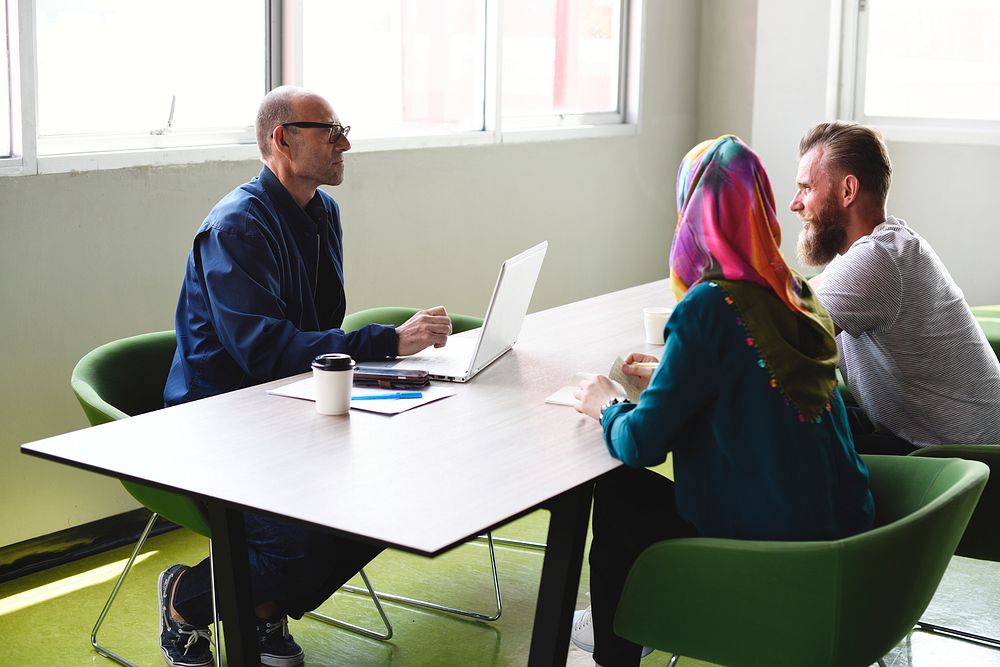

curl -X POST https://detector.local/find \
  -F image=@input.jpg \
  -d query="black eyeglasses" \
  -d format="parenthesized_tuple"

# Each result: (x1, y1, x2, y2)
(280, 121, 351, 143)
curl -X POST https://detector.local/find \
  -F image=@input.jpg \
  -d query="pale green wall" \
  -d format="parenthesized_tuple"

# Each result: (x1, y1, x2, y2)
(0, 1, 701, 547)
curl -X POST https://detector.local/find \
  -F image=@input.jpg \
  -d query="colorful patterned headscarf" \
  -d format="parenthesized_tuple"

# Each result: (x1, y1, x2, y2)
(669, 136, 839, 420)
(670, 135, 809, 313)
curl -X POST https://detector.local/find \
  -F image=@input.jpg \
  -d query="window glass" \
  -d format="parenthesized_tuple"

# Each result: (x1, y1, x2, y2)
(1, 2, 11, 157)
(35, 0, 263, 139)
(502, 0, 622, 121)
(299, 0, 486, 138)
(863, 0, 1000, 122)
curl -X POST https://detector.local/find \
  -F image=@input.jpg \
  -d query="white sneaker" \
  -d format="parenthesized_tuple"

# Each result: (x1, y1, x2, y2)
(571, 606, 596, 653)
(570, 605, 653, 658)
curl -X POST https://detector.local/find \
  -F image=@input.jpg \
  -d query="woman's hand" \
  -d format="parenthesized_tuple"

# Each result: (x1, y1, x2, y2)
(621, 352, 660, 391)
(574, 375, 624, 421)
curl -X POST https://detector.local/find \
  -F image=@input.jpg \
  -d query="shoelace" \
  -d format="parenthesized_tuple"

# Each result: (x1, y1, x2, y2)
(572, 593, 593, 632)
(572, 607, 592, 631)
(262, 616, 289, 640)
(178, 625, 212, 655)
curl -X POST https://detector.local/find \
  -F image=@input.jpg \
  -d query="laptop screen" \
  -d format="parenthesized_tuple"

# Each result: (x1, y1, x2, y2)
(471, 241, 547, 374)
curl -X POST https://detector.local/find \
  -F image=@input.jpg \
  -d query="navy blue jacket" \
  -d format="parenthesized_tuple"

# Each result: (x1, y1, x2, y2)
(164, 166, 397, 405)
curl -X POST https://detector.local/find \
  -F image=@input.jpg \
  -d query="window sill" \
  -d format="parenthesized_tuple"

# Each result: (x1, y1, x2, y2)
(0, 158, 25, 177)
(34, 143, 262, 176)
(501, 123, 638, 144)
(869, 120, 1000, 148)
(3, 123, 641, 177)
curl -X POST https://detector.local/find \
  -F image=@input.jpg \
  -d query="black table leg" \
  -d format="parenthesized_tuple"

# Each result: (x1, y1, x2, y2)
(529, 481, 594, 667)
(206, 503, 259, 666)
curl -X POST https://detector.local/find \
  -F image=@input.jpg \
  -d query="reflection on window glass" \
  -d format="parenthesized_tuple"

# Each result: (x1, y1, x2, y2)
(300, 0, 486, 138)
(502, 0, 621, 120)
(864, 0, 1000, 121)
(35, 0, 263, 137)
(1, 2, 11, 157)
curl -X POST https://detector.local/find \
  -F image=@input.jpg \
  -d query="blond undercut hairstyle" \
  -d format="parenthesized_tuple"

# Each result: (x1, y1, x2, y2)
(798, 121, 892, 207)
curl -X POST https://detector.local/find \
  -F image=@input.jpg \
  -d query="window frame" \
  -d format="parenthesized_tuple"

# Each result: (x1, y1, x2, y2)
(1, 0, 644, 178)
(838, 0, 1000, 146)
(1, 0, 11, 160)
(0, 0, 26, 176)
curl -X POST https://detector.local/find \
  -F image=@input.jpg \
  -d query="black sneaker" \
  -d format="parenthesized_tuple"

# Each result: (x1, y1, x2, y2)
(257, 615, 304, 667)
(158, 565, 214, 667)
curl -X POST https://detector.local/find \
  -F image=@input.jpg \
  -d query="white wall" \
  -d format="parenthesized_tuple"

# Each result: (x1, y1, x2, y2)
(0, 0, 701, 547)
(751, 0, 839, 264)
(697, 0, 758, 141)
(881, 140, 1000, 306)
(751, 0, 1000, 306)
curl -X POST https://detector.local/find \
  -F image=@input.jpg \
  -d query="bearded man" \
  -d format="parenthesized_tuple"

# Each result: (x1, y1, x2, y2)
(791, 121, 1000, 454)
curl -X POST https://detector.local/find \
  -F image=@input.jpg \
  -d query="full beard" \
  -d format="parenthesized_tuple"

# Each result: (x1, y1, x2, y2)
(796, 203, 847, 267)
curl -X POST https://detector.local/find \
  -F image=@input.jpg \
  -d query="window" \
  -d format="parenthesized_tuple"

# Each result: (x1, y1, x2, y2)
(842, 0, 1000, 135)
(1, 0, 11, 157)
(34, 0, 263, 154)
(293, 0, 486, 139)
(4, 0, 638, 175)
(289, 0, 628, 138)
(501, 0, 624, 127)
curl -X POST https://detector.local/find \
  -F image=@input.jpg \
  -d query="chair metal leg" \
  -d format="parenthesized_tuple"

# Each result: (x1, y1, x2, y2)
(91, 512, 159, 667)
(306, 568, 393, 640)
(344, 531, 503, 622)
(481, 534, 546, 551)
(207, 541, 222, 667)
(91, 512, 223, 667)
(92, 517, 498, 663)
(914, 620, 1000, 649)
(666, 654, 680, 667)
(877, 659, 887, 667)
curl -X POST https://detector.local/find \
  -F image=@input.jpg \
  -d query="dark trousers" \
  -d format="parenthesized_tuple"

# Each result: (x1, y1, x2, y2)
(172, 513, 383, 627)
(845, 406, 919, 456)
(589, 466, 696, 667)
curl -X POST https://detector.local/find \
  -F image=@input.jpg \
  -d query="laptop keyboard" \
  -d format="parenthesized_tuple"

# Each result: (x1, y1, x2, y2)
(392, 337, 475, 376)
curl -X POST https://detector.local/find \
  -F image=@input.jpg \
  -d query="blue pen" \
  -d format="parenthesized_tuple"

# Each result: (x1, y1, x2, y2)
(351, 392, 424, 401)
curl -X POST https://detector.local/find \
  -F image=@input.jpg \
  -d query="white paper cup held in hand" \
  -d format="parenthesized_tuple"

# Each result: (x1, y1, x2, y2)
(643, 307, 672, 345)
(311, 353, 356, 415)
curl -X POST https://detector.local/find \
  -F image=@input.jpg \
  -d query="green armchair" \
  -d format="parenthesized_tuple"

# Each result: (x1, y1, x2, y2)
(613, 455, 988, 667)
(909, 444, 1000, 647)
(342, 306, 483, 338)
(71, 331, 391, 667)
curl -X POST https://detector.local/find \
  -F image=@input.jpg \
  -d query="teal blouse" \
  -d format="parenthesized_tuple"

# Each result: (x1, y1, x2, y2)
(601, 282, 875, 541)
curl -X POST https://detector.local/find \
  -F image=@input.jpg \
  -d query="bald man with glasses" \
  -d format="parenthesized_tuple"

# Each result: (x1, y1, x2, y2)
(159, 86, 451, 667)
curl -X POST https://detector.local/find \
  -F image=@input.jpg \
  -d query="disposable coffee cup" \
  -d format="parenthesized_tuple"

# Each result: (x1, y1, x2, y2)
(311, 353, 355, 415)
(643, 307, 672, 345)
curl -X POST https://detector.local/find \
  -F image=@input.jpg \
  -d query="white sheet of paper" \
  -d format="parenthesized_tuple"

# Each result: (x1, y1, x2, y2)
(267, 377, 456, 415)
(607, 356, 645, 403)
(545, 372, 628, 407)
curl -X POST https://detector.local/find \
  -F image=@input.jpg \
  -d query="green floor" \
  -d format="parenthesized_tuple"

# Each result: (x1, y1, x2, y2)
(1, 508, 998, 666)
(0, 509, 640, 667)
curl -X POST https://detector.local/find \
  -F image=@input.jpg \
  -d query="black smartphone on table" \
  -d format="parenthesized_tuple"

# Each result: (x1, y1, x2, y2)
(353, 367, 430, 389)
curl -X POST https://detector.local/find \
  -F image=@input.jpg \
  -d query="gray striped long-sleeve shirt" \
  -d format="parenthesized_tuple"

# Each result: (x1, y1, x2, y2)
(816, 216, 1000, 447)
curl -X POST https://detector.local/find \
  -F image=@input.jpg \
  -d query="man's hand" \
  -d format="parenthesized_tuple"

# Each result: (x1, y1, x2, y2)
(621, 352, 660, 391)
(574, 375, 624, 422)
(396, 306, 452, 356)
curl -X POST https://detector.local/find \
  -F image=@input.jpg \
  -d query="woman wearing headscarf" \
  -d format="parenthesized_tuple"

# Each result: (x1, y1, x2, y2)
(571, 136, 875, 666)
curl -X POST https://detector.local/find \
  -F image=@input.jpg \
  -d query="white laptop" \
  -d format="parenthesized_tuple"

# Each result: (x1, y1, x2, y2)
(365, 241, 547, 382)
